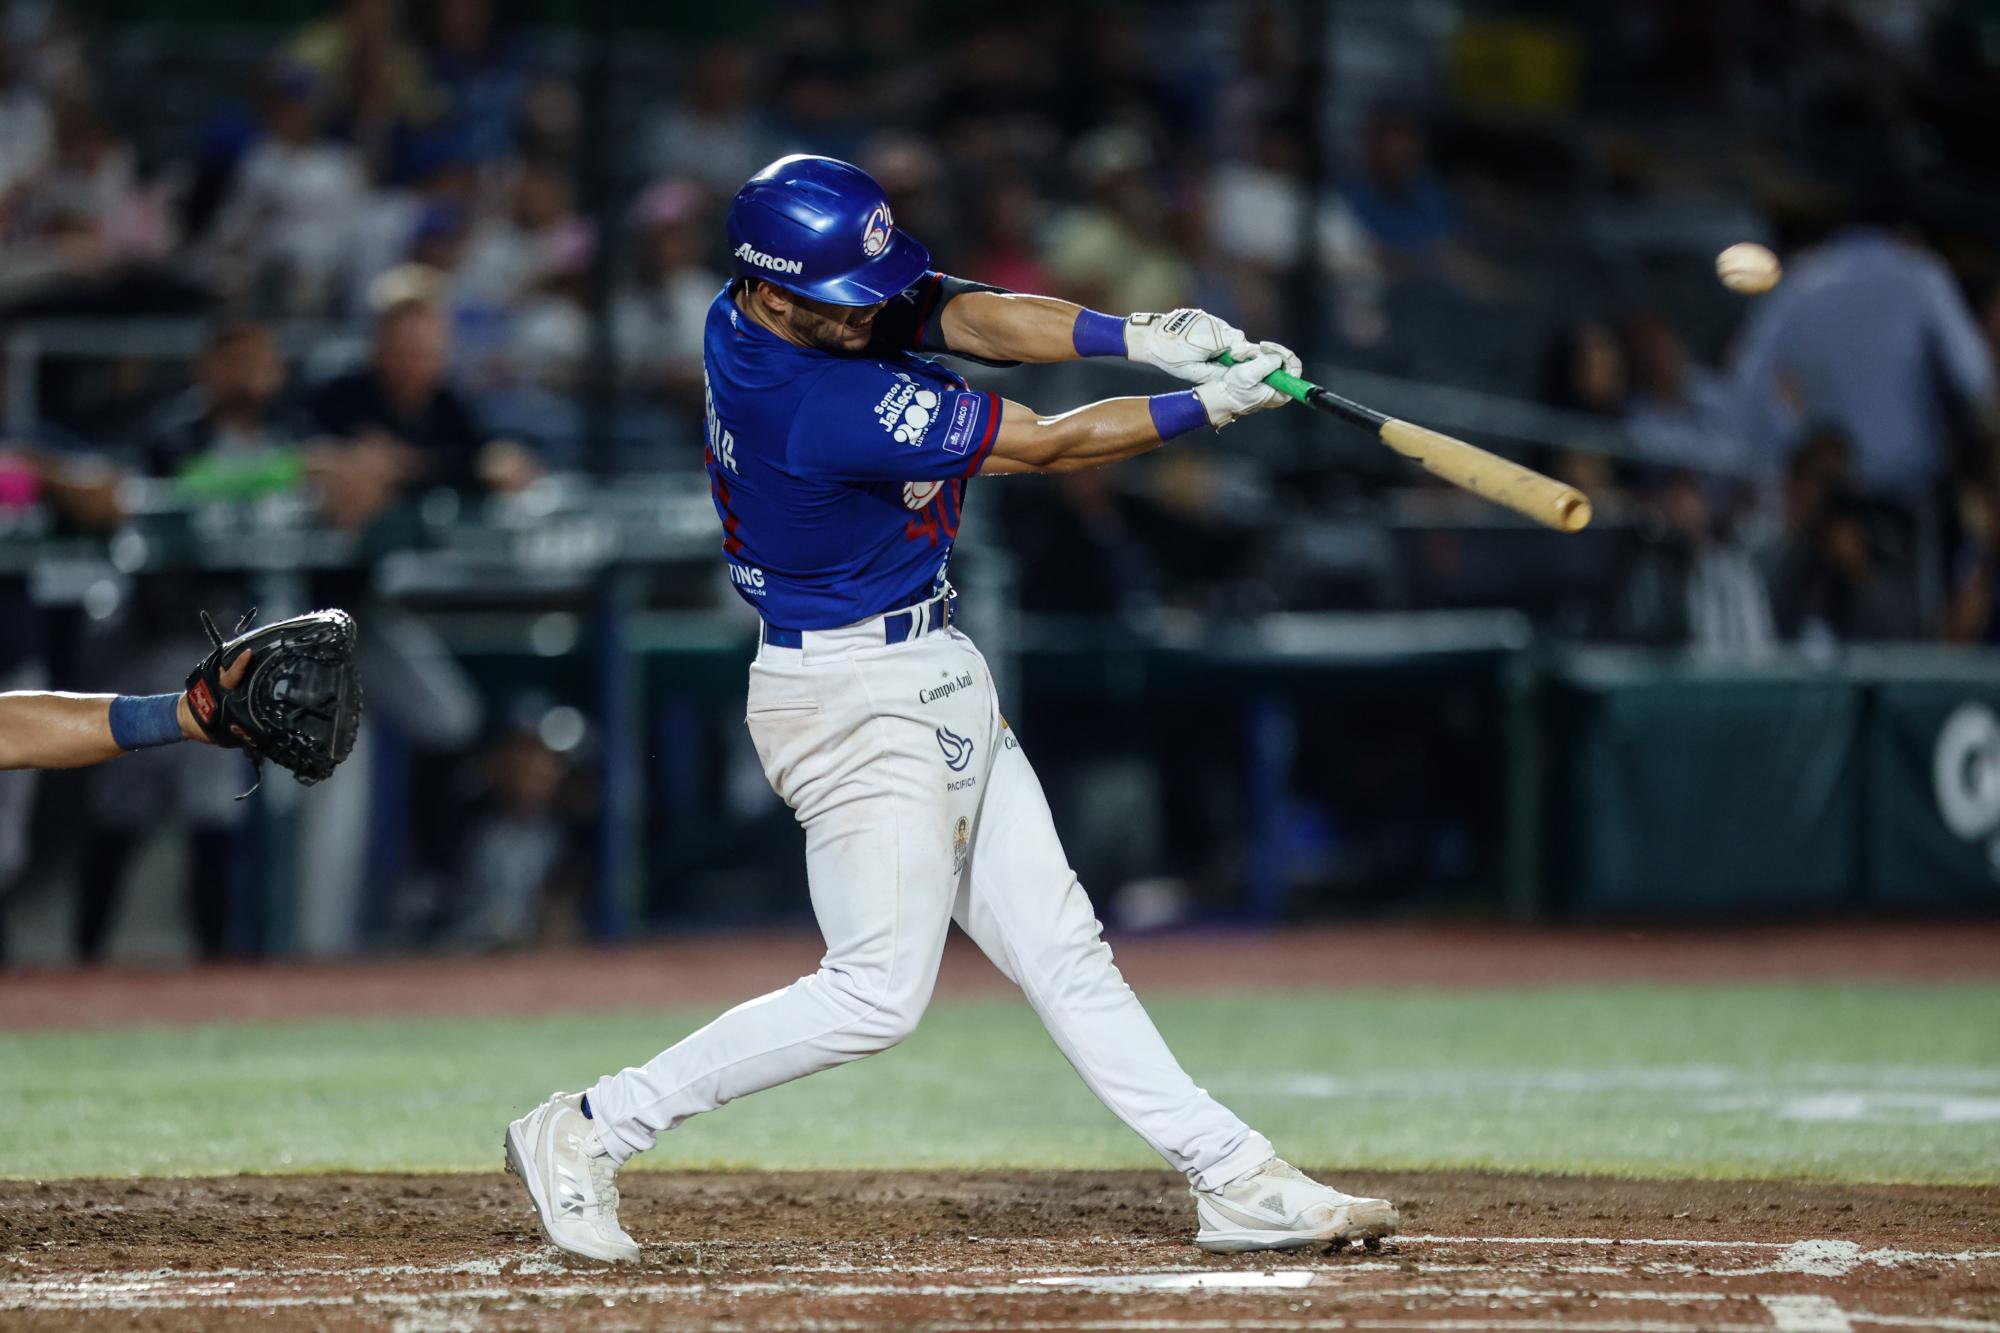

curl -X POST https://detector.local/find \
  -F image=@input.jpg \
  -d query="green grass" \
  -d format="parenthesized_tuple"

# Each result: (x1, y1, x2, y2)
(5, 985, 1997, 1183)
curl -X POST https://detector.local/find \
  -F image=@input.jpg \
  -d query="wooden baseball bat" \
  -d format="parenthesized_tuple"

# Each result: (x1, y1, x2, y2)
(1216, 354, 1592, 533)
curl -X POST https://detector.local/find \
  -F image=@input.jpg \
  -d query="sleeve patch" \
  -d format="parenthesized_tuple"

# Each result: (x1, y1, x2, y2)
(942, 393, 982, 456)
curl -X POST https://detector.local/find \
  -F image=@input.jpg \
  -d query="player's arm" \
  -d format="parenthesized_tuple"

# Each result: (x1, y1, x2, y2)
(981, 348, 1291, 476)
(0, 652, 249, 770)
(884, 272, 1295, 383)
(939, 292, 1290, 386)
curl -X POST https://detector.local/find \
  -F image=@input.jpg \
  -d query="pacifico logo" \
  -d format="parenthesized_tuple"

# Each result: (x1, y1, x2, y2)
(735, 242, 804, 275)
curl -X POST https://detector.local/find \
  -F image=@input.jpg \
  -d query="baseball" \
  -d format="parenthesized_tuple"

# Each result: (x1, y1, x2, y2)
(1716, 242, 1781, 294)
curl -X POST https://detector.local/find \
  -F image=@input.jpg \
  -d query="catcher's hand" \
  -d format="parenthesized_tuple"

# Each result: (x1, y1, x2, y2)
(184, 607, 363, 797)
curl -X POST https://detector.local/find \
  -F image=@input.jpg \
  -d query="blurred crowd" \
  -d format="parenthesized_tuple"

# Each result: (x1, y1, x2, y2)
(0, 0, 1998, 957)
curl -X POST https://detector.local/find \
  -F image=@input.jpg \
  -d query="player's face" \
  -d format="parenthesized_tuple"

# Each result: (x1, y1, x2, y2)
(776, 289, 887, 353)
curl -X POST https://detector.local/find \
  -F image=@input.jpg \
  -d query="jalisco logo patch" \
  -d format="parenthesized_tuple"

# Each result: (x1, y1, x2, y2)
(873, 372, 941, 445)
(860, 201, 894, 258)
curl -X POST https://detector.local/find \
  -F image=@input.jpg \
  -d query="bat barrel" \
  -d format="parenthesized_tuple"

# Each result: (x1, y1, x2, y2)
(1379, 418, 1592, 533)
(1214, 351, 1591, 533)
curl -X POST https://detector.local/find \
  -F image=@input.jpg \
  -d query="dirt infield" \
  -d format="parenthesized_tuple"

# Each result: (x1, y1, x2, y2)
(5, 922, 1996, 1031)
(3, 1171, 1996, 1331)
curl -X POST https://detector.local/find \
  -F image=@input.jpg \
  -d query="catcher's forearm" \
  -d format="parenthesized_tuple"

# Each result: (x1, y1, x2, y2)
(0, 691, 191, 769)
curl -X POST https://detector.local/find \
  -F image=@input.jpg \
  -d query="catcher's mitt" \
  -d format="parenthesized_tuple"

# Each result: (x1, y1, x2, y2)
(185, 607, 363, 797)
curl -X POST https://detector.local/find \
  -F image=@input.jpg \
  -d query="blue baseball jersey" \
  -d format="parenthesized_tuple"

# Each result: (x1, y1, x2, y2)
(701, 274, 1006, 629)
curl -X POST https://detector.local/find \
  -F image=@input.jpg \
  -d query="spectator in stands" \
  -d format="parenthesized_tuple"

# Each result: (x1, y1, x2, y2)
(1944, 467, 2000, 644)
(406, 202, 474, 290)
(964, 173, 1053, 297)
(1733, 202, 1997, 499)
(210, 64, 368, 317)
(421, 0, 528, 168)
(1342, 107, 1460, 268)
(612, 179, 718, 411)
(457, 160, 580, 310)
(1212, 3, 1302, 160)
(1615, 470, 1776, 655)
(1764, 428, 1924, 645)
(307, 287, 536, 528)
(1206, 116, 1384, 343)
(445, 722, 593, 949)
(1622, 310, 1745, 473)
(640, 43, 779, 197)
(150, 323, 321, 483)
(515, 75, 581, 166)
(496, 220, 594, 392)
(1542, 319, 1628, 418)
(0, 98, 177, 312)
(0, 38, 51, 211)
(288, 0, 437, 144)
(769, 48, 866, 164)
(328, 19, 440, 185)
(1044, 125, 1194, 313)
(348, 131, 477, 316)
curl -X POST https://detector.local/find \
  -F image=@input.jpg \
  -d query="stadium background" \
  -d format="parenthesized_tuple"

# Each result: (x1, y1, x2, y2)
(5, 0, 2000, 960)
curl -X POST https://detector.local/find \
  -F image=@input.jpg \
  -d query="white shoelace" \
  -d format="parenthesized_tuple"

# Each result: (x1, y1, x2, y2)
(585, 1142, 623, 1224)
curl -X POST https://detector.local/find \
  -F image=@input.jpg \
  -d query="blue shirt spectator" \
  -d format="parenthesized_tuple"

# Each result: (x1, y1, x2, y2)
(1342, 109, 1461, 257)
(1733, 227, 1997, 494)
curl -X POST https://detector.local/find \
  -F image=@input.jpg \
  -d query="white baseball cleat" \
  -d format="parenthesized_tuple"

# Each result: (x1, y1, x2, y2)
(504, 1091, 641, 1263)
(1192, 1158, 1399, 1253)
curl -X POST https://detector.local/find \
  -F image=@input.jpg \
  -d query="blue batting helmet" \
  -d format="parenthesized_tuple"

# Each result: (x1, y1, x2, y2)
(726, 155, 931, 306)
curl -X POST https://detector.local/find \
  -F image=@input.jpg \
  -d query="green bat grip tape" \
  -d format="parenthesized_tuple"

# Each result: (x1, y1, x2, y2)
(1214, 350, 1313, 403)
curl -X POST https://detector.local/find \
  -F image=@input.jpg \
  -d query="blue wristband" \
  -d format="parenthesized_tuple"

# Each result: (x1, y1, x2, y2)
(1072, 308, 1127, 358)
(109, 693, 186, 751)
(1148, 390, 1210, 440)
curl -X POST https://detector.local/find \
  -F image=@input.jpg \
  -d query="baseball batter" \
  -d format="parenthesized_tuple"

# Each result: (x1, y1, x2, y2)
(507, 155, 1399, 1261)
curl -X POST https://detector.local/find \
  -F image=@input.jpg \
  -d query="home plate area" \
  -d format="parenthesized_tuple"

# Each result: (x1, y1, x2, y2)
(3, 1172, 1996, 1331)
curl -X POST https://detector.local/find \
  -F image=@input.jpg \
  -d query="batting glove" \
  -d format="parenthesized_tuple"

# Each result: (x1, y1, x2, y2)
(1193, 341, 1296, 427)
(1124, 308, 1248, 385)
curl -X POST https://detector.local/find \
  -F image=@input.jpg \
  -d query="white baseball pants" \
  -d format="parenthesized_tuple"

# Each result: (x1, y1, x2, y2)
(587, 620, 1272, 1190)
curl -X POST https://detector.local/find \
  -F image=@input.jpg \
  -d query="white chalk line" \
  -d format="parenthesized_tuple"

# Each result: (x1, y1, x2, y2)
(1762, 1294, 1855, 1333)
(10, 1293, 1999, 1333)
(6, 1234, 1997, 1327)
(5, 1234, 1995, 1299)
(9, 1271, 2000, 1330)
(720, 1312, 2000, 1320)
